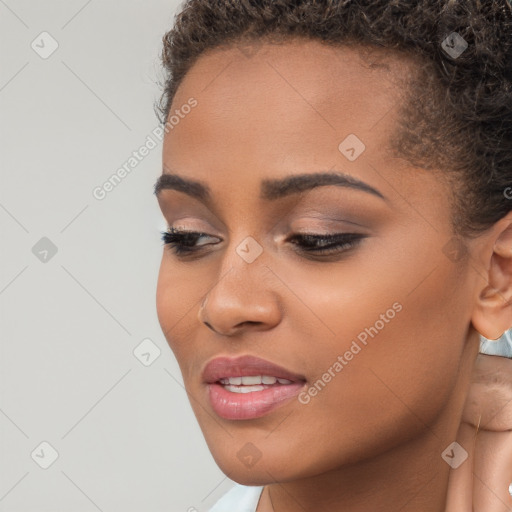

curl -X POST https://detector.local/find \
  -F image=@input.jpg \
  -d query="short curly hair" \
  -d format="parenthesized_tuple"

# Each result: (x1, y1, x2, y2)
(156, 0, 512, 238)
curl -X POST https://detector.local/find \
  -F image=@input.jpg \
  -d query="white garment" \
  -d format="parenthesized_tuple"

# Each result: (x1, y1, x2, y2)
(209, 483, 264, 512)
(480, 330, 512, 358)
(208, 480, 512, 510)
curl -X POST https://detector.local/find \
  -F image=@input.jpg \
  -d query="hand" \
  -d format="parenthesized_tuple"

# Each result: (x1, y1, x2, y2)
(446, 354, 512, 512)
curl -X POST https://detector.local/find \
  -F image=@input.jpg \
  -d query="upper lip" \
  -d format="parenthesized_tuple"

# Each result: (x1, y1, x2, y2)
(202, 355, 307, 384)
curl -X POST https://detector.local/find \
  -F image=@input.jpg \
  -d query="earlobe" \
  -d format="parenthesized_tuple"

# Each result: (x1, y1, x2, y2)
(471, 214, 512, 341)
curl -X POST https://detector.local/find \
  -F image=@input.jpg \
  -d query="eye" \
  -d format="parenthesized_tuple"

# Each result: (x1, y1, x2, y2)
(160, 227, 366, 259)
(160, 227, 220, 256)
(286, 232, 367, 257)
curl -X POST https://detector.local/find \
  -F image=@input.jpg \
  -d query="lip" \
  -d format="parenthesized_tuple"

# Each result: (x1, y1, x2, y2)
(202, 354, 307, 384)
(202, 355, 307, 420)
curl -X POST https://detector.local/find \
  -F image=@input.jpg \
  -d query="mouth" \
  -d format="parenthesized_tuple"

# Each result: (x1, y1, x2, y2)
(202, 355, 307, 420)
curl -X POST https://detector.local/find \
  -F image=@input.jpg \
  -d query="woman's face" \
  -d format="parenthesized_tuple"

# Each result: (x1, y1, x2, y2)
(155, 40, 483, 483)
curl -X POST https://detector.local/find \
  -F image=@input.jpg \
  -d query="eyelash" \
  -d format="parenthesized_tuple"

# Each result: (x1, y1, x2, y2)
(160, 227, 366, 258)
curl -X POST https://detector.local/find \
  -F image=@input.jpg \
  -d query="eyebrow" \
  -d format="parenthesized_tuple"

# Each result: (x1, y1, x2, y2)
(153, 170, 386, 202)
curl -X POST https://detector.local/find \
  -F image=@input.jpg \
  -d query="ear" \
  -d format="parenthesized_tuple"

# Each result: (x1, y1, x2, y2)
(471, 212, 512, 340)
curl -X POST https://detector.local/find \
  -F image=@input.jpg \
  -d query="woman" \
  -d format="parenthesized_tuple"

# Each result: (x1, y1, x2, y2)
(153, 1, 512, 510)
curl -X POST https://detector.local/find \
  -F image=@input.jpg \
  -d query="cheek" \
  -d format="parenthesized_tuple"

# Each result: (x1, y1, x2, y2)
(155, 256, 204, 333)
(243, 255, 471, 461)
(155, 257, 197, 356)
(155, 259, 172, 333)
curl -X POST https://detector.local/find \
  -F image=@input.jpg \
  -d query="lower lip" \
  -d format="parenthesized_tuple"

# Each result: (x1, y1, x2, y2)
(207, 381, 306, 420)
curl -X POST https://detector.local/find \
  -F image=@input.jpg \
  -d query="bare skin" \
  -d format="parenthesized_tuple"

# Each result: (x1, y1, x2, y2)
(154, 40, 512, 511)
(448, 353, 512, 512)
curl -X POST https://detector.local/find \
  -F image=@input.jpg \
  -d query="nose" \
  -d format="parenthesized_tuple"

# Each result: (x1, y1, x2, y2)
(197, 263, 282, 337)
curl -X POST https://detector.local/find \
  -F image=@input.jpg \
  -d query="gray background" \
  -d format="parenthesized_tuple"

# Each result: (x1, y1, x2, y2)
(0, 1, 234, 510)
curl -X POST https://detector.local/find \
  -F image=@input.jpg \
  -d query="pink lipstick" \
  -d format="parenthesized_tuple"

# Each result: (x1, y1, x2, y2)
(202, 355, 307, 420)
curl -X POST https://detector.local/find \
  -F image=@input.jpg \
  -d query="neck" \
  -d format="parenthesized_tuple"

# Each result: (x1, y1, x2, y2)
(259, 335, 480, 512)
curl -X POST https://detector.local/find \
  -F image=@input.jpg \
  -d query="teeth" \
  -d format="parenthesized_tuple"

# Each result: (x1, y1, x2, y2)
(225, 384, 265, 393)
(241, 375, 261, 385)
(218, 375, 293, 386)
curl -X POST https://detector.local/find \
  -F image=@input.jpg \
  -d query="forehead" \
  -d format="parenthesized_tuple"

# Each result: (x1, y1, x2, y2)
(163, 39, 415, 191)
(171, 39, 412, 121)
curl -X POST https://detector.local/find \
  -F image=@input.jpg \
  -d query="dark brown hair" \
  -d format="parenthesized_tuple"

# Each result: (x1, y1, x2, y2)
(156, 0, 512, 238)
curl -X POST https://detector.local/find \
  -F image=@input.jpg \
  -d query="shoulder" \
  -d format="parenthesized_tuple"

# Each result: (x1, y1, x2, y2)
(208, 483, 264, 512)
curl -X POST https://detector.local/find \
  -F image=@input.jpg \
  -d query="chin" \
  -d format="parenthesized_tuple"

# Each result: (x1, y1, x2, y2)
(223, 471, 273, 487)
(210, 444, 316, 486)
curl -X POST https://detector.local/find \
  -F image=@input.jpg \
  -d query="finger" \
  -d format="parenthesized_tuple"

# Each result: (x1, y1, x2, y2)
(463, 355, 512, 432)
(473, 429, 512, 512)
(464, 383, 512, 431)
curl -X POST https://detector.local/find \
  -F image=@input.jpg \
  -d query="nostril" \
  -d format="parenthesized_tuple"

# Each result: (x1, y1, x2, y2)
(235, 320, 262, 329)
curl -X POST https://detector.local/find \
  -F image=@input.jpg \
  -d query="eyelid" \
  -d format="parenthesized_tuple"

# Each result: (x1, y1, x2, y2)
(168, 225, 222, 240)
(165, 210, 372, 243)
(289, 216, 369, 230)
(167, 218, 222, 235)
(282, 221, 371, 242)
(165, 225, 367, 245)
